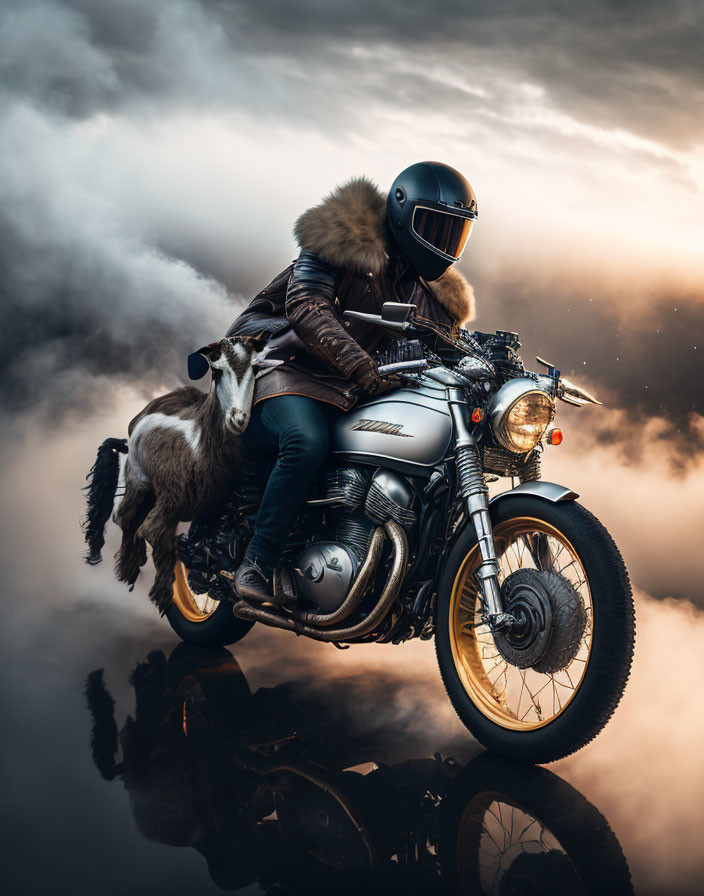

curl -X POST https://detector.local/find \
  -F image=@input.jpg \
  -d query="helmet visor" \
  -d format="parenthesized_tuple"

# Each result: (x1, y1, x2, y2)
(412, 206, 474, 260)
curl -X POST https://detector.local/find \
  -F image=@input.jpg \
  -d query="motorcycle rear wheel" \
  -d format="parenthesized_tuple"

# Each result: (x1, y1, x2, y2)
(435, 496, 635, 763)
(166, 561, 254, 647)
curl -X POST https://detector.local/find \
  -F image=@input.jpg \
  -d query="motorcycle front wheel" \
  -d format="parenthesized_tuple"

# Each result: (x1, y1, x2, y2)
(435, 495, 635, 763)
(165, 562, 254, 647)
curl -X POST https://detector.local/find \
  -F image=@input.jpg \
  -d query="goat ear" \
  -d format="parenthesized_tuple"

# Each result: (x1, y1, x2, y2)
(240, 334, 268, 352)
(187, 348, 211, 380)
(187, 341, 223, 380)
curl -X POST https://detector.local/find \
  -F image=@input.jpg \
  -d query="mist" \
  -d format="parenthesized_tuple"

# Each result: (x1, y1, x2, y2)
(1, 1, 703, 893)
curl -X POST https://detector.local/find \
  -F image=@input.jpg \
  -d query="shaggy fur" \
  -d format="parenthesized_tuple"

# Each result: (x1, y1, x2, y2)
(82, 438, 128, 564)
(83, 337, 259, 615)
(426, 265, 476, 327)
(117, 383, 244, 613)
(294, 177, 389, 276)
(294, 177, 476, 326)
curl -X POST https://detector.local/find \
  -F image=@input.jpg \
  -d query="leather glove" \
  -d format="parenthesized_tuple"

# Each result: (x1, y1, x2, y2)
(353, 358, 402, 395)
(368, 374, 403, 396)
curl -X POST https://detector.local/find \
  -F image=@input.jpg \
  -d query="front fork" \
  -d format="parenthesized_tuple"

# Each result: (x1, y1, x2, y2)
(448, 388, 514, 630)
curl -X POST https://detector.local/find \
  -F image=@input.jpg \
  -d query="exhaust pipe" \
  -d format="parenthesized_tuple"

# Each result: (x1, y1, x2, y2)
(233, 520, 407, 643)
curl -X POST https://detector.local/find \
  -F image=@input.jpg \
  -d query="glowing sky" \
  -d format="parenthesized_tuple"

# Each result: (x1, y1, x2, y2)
(1, 7, 703, 893)
(1, 0, 702, 604)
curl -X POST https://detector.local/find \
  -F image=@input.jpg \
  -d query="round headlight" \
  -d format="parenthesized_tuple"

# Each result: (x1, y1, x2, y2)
(488, 379, 555, 453)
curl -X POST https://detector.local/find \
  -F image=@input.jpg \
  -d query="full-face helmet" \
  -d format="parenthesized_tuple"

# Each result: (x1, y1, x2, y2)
(387, 161, 478, 281)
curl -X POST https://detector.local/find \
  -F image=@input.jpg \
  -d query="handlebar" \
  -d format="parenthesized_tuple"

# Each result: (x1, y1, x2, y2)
(377, 360, 429, 376)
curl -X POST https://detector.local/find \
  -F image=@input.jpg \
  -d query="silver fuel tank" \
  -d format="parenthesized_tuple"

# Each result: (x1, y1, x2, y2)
(331, 377, 452, 476)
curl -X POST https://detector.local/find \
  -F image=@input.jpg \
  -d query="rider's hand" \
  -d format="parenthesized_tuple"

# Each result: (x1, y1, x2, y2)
(368, 373, 403, 395)
(355, 360, 401, 395)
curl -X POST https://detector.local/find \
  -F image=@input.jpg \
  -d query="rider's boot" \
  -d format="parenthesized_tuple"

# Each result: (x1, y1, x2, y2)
(234, 550, 283, 607)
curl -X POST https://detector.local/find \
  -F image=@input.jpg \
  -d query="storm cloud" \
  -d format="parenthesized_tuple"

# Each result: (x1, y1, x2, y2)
(0, 0, 702, 597)
(1, 9, 704, 892)
(3, 1, 703, 146)
(1, 0, 702, 432)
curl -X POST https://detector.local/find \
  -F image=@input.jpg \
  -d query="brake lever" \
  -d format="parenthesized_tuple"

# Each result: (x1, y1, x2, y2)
(343, 310, 417, 334)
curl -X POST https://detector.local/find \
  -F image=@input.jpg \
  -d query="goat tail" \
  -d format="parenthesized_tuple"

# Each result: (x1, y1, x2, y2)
(85, 669, 122, 781)
(82, 437, 128, 565)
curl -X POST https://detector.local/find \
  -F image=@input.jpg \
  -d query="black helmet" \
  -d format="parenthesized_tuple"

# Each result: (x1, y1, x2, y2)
(386, 161, 478, 282)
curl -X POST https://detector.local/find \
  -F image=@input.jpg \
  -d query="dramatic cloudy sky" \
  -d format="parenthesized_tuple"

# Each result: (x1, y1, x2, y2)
(1, 4, 703, 894)
(1, 0, 702, 604)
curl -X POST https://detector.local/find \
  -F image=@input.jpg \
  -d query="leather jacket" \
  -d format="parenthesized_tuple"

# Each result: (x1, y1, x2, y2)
(227, 178, 475, 410)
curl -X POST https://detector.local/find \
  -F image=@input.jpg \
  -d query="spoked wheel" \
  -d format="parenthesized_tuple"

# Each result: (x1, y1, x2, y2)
(172, 562, 220, 620)
(453, 517, 593, 730)
(463, 790, 581, 895)
(436, 496, 635, 762)
(441, 753, 633, 895)
(166, 562, 254, 647)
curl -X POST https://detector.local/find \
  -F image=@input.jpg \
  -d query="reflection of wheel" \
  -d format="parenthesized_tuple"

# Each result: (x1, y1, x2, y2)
(442, 753, 633, 896)
(166, 562, 254, 647)
(166, 643, 252, 737)
(436, 496, 635, 762)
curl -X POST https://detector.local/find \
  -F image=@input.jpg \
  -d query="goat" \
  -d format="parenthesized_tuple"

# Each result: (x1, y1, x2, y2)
(82, 336, 266, 613)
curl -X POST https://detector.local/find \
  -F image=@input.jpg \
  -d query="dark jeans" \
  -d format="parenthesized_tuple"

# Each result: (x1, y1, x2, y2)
(241, 395, 342, 564)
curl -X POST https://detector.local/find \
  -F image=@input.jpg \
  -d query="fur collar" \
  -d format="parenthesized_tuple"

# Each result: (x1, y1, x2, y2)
(294, 177, 476, 326)
(424, 266, 476, 328)
(294, 177, 389, 276)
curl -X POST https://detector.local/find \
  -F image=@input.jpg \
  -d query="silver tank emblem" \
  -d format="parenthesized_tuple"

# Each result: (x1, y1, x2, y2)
(351, 419, 413, 437)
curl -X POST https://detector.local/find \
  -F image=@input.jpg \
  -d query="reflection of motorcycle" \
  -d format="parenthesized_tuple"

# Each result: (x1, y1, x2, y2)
(171, 306, 635, 762)
(85, 645, 633, 894)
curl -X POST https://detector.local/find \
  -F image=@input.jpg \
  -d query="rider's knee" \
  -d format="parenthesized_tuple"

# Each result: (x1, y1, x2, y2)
(282, 424, 329, 468)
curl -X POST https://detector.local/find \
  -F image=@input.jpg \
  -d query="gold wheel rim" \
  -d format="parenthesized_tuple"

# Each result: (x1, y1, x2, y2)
(172, 562, 219, 622)
(449, 517, 593, 731)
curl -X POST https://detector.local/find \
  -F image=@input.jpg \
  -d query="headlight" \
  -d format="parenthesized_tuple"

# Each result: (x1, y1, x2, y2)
(488, 378, 555, 453)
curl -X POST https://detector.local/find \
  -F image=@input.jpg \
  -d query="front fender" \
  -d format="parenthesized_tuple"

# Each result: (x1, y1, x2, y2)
(436, 481, 579, 592)
(489, 481, 579, 507)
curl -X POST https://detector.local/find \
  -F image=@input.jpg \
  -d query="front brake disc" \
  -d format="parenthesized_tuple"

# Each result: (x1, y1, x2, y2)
(494, 569, 586, 673)
(532, 570, 586, 674)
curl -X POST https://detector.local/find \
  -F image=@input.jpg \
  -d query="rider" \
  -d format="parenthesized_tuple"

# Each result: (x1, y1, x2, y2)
(227, 161, 478, 605)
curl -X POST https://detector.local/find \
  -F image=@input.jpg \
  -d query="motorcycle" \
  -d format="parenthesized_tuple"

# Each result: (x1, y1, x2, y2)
(168, 302, 635, 763)
(85, 644, 634, 895)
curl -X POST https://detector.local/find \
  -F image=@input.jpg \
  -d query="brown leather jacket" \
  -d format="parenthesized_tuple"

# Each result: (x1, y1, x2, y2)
(227, 178, 476, 410)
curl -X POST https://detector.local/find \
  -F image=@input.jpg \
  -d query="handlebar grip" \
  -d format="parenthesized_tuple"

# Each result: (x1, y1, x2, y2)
(377, 360, 429, 376)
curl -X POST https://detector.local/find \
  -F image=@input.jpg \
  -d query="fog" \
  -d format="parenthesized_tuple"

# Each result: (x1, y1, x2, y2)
(1, 1, 703, 893)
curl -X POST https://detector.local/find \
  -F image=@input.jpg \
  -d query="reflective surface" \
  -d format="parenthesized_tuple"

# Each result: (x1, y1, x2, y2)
(83, 643, 631, 895)
(2, 594, 702, 896)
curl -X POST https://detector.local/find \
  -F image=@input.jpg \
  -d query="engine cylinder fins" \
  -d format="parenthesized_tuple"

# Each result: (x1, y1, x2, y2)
(364, 469, 417, 529)
(331, 510, 376, 563)
(324, 465, 371, 510)
(232, 520, 408, 642)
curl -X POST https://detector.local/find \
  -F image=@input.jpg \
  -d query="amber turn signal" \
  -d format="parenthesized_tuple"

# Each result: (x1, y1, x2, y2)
(471, 407, 484, 423)
(546, 428, 563, 445)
